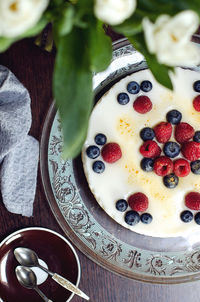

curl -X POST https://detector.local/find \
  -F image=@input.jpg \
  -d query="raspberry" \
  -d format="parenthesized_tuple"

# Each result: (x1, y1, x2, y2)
(181, 141, 200, 161)
(153, 156, 173, 176)
(101, 142, 122, 163)
(139, 140, 161, 158)
(133, 96, 152, 114)
(173, 158, 190, 177)
(185, 192, 200, 210)
(193, 95, 200, 112)
(154, 122, 172, 143)
(175, 122, 195, 144)
(128, 192, 148, 212)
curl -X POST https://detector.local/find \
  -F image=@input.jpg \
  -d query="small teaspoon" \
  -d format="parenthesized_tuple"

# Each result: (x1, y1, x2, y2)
(14, 247, 89, 300)
(15, 266, 53, 302)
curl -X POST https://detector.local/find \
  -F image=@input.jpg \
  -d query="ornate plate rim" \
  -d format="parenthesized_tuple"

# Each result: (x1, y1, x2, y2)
(40, 39, 200, 284)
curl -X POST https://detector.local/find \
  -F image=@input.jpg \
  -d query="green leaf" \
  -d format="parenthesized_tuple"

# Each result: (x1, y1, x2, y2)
(113, 12, 143, 36)
(0, 37, 16, 52)
(76, 0, 94, 12)
(145, 53, 174, 91)
(137, 0, 200, 20)
(89, 20, 112, 72)
(73, 0, 94, 28)
(48, 0, 66, 9)
(51, 0, 64, 5)
(55, 3, 75, 36)
(128, 33, 173, 90)
(53, 28, 93, 159)
(137, 0, 177, 19)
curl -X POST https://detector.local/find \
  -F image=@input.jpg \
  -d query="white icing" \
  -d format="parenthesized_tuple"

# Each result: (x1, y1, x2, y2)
(82, 68, 200, 238)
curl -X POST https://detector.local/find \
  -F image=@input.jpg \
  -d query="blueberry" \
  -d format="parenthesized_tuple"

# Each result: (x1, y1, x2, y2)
(193, 80, 200, 92)
(117, 93, 130, 105)
(163, 141, 180, 158)
(86, 145, 100, 159)
(180, 210, 193, 223)
(127, 81, 140, 94)
(92, 161, 105, 173)
(194, 212, 200, 225)
(190, 160, 200, 174)
(140, 80, 152, 92)
(163, 173, 179, 188)
(193, 131, 200, 142)
(166, 110, 182, 125)
(140, 158, 154, 172)
(140, 127, 155, 141)
(125, 210, 140, 226)
(116, 199, 128, 212)
(95, 133, 107, 145)
(140, 213, 153, 224)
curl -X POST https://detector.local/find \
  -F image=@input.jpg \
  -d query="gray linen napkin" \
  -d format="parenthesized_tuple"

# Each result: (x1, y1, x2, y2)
(0, 65, 39, 216)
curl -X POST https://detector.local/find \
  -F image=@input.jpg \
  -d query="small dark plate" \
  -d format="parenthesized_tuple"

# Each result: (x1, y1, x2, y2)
(0, 227, 80, 302)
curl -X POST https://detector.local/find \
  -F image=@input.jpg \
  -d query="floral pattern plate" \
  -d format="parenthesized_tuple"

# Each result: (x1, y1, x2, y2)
(40, 38, 200, 284)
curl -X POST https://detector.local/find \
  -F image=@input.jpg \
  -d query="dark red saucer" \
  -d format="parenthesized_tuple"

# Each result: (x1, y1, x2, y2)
(0, 227, 80, 302)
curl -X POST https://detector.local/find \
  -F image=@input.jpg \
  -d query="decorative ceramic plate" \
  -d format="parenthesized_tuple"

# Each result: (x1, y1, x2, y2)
(40, 38, 200, 284)
(0, 227, 80, 302)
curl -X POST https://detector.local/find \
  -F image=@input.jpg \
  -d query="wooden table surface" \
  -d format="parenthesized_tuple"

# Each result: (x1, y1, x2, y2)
(1, 38, 200, 302)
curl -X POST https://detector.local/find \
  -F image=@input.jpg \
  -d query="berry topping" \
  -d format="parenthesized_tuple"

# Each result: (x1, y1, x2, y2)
(140, 80, 152, 92)
(193, 131, 200, 143)
(193, 95, 200, 112)
(180, 210, 193, 223)
(133, 96, 152, 114)
(173, 158, 190, 177)
(116, 199, 128, 212)
(86, 145, 100, 159)
(166, 109, 182, 125)
(185, 192, 200, 210)
(193, 80, 200, 92)
(117, 92, 130, 105)
(140, 213, 153, 224)
(127, 81, 140, 94)
(95, 133, 107, 145)
(101, 142, 122, 163)
(181, 141, 200, 161)
(154, 122, 172, 143)
(190, 160, 200, 174)
(140, 127, 155, 141)
(128, 192, 148, 212)
(163, 173, 179, 188)
(194, 212, 200, 225)
(140, 158, 154, 172)
(125, 210, 140, 226)
(163, 141, 180, 158)
(139, 140, 161, 158)
(153, 156, 173, 176)
(175, 122, 195, 144)
(92, 161, 105, 173)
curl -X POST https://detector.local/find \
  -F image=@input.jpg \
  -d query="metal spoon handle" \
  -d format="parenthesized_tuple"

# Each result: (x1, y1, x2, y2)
(38, 264, 53, 276)
(52, 273, 89, 300)
(35, 287, 53, 302)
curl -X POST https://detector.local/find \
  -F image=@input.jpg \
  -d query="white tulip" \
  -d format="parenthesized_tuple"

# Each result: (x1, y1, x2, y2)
(143, 10, 200, 66)
(0, 0, 49, 38)
(94, 0, 136, 25)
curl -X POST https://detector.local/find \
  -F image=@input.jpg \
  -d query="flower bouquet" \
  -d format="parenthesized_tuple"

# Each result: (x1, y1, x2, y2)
(0, 0, 200, 159)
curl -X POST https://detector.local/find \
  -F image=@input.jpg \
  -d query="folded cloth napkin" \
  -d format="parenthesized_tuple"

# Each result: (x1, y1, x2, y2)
(0, 65, 39, 217)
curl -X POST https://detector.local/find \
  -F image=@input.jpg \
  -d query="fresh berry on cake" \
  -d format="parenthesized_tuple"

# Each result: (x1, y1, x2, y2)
(82, 68, 200, 238)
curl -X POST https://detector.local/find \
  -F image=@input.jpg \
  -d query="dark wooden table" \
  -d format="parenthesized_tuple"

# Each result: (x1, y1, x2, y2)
(0, 38, 200, 302)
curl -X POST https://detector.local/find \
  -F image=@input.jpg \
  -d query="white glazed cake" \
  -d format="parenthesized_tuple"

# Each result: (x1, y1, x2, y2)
(82, 67, 200, 238)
